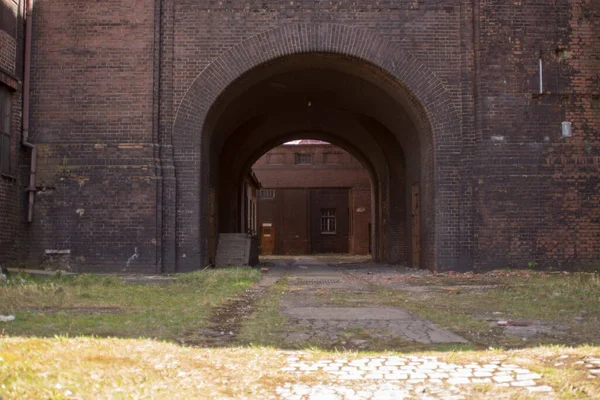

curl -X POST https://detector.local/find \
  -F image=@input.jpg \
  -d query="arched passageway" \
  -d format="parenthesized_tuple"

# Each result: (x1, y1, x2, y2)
(171, 24, 463, 272)
(212, 55, 422, 268)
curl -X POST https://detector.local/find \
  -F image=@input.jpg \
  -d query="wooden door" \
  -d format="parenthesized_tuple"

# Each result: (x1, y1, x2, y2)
(260, 223, 275, 255)
(411, 183, 420, 266)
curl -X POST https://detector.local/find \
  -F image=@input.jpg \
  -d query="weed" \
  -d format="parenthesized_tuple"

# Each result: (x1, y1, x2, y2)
(528, 261, 538, 270)
(238, 277, 288, 346)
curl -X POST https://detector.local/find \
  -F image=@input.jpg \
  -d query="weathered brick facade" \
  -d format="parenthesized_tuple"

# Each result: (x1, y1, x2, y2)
(0, 0, 596, 272)
(0, 0, 23, 266)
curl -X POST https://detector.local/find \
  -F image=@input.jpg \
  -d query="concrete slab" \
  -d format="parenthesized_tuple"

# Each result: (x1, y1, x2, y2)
(283, 307, 415, 321)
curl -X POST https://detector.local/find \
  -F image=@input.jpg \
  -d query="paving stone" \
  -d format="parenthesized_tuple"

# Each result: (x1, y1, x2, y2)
(447, 378, 471, 385)
(384, 373, 409, 380)
(514, 368, 531, 374)
(428, 372, 450, 379)
(365, 373, 385, 380)
(527, 385, 554, 392)
(511, 380, 537, 387)
(473, 371, 493, 377)
(451, 371, 472, 378)
(493, 375, 513, 383)
(340, 374, 364, 380)
(516, 373, 541, 380)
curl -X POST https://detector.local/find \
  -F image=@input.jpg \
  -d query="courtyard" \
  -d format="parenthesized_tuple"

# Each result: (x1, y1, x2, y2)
(1, 257, 599, 399)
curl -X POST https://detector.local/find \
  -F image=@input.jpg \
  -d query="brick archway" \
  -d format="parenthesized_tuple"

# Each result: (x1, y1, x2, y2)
(171, 23, 462, 272)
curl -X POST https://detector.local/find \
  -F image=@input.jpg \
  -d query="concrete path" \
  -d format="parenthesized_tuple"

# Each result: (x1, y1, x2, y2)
(266, 256, 468, 347)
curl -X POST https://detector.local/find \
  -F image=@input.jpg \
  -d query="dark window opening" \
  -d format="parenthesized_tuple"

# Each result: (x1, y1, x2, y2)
(259, 189, 275, 200)
(0, 85, 11, 175)
(0, 3, 17, 37)
(294, 153, 313, 165)
(320, 208, 336, 234)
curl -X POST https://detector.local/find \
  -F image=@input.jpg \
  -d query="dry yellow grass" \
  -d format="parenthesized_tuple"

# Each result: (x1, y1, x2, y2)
(1, 338, 599, 399)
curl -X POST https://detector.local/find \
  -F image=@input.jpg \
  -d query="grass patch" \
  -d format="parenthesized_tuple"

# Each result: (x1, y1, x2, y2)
(344, 271, 600, 349)
(0, 337, 295, 399)
(238, 277, 288, 346)
(0, 268, 260, 342)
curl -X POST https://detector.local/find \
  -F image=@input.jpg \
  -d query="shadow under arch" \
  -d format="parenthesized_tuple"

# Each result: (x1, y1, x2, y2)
(170, 23, 463, 272)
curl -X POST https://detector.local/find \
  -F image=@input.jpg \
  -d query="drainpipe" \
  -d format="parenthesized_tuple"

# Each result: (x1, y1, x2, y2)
(22, 0, 36, 222)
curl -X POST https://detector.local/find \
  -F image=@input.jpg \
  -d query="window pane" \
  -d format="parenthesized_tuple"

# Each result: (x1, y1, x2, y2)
(259, 189, 275, 199)
(1, 134, 9, 174)
(3, 89, 10, 133)
(0, 88, 5, 131)
(295, 153, 312, 165)
(320, 208, 336, 233)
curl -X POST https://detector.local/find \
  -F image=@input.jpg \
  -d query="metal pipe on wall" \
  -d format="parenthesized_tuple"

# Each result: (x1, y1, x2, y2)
(22, 0, 36, 222)
(539, 53, 543, 94)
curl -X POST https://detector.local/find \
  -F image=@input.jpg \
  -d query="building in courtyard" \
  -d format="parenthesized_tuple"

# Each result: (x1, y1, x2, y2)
(0, 0, 598, 273)
(254, 141, 372, 257)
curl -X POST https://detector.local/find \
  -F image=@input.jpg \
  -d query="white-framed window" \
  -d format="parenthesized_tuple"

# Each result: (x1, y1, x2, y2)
(294, 153, 312, 165)
(320, 208, 336, 234)
(259, 189, 275, 200)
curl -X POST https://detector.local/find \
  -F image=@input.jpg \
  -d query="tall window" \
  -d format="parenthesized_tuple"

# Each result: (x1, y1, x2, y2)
(320, 208, 336, 234)
(294, 153, 312, 165)
(0, 86, 11, 175)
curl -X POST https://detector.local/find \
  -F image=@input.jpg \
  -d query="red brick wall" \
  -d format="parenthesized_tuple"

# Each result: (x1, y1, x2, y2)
(23, 0, 158, 271)
(474, 0, 600, 269)
(0, 0, 22, 265)
(0, 0, 594, 272)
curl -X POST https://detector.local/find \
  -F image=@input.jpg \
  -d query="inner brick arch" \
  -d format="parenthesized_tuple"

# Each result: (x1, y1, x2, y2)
(171, 23, 463, 272)
(221, 129, 391, 263)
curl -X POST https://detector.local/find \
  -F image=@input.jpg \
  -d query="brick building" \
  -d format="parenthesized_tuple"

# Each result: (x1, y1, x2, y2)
(0, 0, 598, 272)
(253, 141, 372, 257)
(0, 0, 22, 266)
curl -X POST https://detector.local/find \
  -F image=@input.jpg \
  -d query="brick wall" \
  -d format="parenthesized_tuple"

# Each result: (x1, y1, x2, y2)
(1, 0, 594, 272)
(23, 0, 158, 272)
(474, 0, 600, 269)
(0, 0, 22, 265)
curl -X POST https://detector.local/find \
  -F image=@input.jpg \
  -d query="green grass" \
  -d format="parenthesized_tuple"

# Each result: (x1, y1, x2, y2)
(238, 277, 288, 346)
(321, 271, 600, 349)
(0, 268, 261, 342)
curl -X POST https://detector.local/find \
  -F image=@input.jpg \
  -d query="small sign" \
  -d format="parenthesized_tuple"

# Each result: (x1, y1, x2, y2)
(262, 223, 272, 227)
(562, 121, 572, 138)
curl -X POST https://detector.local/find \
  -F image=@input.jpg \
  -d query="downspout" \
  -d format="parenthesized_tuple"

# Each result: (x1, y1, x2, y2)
(22, 0, 36, 222)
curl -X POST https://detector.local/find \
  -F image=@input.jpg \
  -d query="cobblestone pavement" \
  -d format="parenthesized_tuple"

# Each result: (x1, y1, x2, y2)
(276, 355, 555, 399)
